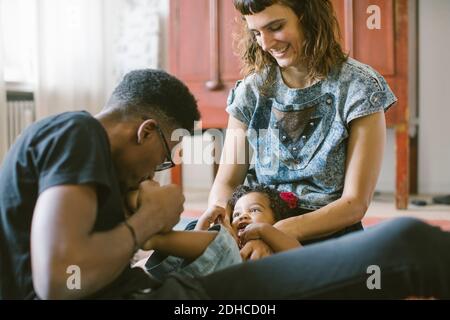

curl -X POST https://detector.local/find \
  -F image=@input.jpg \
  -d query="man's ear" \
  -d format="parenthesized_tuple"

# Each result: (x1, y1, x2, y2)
(137, 119, 157, 144)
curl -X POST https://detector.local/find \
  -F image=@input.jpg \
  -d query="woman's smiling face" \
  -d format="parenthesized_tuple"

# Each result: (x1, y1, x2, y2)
(244, 3, 304, 69)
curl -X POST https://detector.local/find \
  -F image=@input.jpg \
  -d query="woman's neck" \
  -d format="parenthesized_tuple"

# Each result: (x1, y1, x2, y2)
(280, 65, 318, 89)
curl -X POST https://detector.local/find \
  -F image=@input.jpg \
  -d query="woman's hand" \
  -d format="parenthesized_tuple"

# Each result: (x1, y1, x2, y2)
(196, 205, 228, 230)
(239, 239, 272, 261)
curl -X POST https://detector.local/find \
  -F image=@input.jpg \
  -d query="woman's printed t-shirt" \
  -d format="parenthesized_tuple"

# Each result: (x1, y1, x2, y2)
(226, 58, 397, 210)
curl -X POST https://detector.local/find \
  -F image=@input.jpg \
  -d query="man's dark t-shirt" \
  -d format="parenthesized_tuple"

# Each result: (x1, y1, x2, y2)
(0, 111, 125, 299)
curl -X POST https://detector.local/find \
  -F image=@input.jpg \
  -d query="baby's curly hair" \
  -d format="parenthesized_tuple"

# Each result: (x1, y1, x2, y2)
(228, 185, 295, 222)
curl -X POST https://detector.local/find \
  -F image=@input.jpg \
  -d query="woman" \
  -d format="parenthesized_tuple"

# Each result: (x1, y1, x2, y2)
(196, 0, 397, 259)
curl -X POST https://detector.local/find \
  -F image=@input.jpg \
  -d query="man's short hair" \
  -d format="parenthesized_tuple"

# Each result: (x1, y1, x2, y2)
(104, 69, 200, 133)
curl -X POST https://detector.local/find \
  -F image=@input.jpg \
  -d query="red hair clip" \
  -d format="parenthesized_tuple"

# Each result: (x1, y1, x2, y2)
(279, 192, 298, 209)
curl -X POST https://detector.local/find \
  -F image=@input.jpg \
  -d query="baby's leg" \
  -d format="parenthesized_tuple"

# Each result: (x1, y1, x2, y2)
(147, 225, 241, 280)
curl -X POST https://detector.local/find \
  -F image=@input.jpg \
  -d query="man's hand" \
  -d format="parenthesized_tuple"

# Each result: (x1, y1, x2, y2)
(135, 180, 184, 235)
(239, 239, 272, 261)
(195, 205, 228, 230)
(124, 189, 139, 217)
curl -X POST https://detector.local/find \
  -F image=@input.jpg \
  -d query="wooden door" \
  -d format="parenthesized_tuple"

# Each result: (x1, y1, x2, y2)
(332, 0, 411, 209)
(169, 0, 240, 129)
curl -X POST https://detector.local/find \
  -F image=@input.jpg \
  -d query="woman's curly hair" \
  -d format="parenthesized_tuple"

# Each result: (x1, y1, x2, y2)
(228, 185, 296, 222)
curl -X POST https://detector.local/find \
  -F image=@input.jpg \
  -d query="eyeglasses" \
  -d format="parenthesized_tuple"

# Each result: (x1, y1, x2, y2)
(155, 125, 175, 172)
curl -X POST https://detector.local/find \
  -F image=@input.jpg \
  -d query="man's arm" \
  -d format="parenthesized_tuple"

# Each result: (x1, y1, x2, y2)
(31, 185, 136, 299)
(31, 181, 183, 299)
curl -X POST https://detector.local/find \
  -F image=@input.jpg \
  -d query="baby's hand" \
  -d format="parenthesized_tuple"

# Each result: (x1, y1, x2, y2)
(240, 239, 272, 261)
(238, 222, 270, 245)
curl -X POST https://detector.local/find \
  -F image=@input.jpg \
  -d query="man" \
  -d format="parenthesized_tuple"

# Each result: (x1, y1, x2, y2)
(0, 69, 200, 299)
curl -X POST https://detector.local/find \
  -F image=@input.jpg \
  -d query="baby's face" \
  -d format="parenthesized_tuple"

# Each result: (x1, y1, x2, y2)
(231, 192, 276, 236)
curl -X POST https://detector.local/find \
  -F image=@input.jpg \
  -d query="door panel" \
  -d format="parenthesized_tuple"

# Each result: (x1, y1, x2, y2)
(353, 0, 395, 76)
(219, 0, 241, 81)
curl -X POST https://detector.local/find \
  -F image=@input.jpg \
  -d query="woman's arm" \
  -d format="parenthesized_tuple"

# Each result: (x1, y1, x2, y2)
(275, 111, 386, 241)
(143, 230, 218, 261)
(239, 223, 301, 253)
(196, 116, 251, 230)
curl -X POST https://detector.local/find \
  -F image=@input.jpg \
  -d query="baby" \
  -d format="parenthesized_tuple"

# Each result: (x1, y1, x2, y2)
(127, 184, 301, 279)
(227, 184, 300, 251)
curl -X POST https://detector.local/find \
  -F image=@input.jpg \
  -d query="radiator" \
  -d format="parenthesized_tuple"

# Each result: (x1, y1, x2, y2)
(6, 93, 35, 147)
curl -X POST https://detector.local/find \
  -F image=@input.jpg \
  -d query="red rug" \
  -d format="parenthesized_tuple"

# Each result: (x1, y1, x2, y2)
(362, 216, 450, 231)
(183, 210, 450, 231)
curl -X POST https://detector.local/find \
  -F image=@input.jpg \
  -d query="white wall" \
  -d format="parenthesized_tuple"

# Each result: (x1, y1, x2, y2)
(418, 0, 450, 193)
(0, 20, 7, 163)
(375, 130, 396, 193)
(104, 0, 169, 98)
(182, 135, 214, 190)
(376, 0, 450, 195)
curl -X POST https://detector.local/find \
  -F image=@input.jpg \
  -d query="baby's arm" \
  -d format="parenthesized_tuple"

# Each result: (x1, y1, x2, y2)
(126, 189, 219, 261)
(143, 230, 218, 262)
(240, 223, 301, 253)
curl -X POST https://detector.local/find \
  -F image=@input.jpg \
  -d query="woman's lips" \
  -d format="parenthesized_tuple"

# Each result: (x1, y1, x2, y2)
(271, 45, 290, 58)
